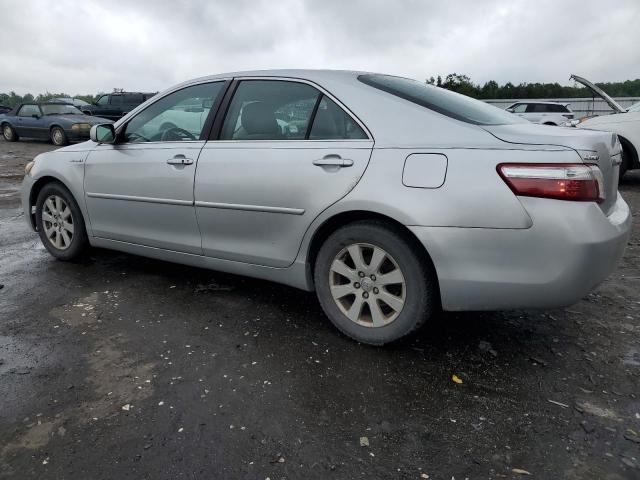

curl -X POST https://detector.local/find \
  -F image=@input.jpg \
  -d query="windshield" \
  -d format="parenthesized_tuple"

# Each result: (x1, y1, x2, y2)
(358, 74, 526, 126)
(41, 104, 83, 115)
(628, 102, 640, 112)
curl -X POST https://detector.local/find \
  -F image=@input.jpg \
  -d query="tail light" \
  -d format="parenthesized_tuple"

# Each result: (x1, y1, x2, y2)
(497, 163, 604, 203)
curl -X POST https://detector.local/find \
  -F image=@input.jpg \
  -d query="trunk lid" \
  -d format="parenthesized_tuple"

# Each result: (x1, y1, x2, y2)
(483, 123, 620, 214)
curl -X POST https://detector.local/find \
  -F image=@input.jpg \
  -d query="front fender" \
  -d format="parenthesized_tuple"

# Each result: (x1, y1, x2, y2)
(22, 151, 91, 234)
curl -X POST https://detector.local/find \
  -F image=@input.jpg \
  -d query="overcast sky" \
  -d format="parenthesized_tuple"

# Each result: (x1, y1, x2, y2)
(1, 0, 639, 95)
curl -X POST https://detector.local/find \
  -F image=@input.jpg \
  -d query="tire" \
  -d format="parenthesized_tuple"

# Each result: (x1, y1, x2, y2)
(543, 122, 557, 126)
(619, 145, 630, 180)
(35, 182, 88, 261)
(314, 221, 438, 345)
(50, 126, 68, 146)
(2, 123, 19, 142)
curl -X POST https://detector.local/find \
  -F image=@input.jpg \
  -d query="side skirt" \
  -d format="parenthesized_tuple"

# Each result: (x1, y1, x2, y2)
(89, 236, 312, 291)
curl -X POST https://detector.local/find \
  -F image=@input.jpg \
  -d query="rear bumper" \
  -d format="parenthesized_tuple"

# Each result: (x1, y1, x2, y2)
(410, 193, 631, 311)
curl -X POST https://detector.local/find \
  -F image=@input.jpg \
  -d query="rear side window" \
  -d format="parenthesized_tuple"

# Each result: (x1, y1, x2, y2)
(221, 80, 319, 140)
(221, 80, 368, 141)
(358, 74, 524, 125)
(526, 104, 546, 113)
(110, 95, 123, 105)
(124, 93, 144, 103)
(309, 96, 367, 139)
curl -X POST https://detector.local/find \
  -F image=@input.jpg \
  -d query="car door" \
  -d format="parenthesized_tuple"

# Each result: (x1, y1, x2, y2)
(14, 104, 43, 137)
(195, 78, 374, 268)
(524, 103, 544, 123)
(83, 81, 226, 254)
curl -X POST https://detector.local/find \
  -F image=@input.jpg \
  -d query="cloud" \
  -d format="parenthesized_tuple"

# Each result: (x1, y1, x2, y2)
(1, 0, 639, 95)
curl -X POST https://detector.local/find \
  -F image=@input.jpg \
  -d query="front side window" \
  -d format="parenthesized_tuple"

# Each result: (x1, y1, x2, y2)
(358, 74, 525, 126)
(41, 104, 82, 115)
(110, 95, 123, 106)
(511, 103, 527, 113)
(221, 80, 319, 140)
(123, 82, 224, 143)
(18, 105, 41, 117)
(96, 95, 109, 106)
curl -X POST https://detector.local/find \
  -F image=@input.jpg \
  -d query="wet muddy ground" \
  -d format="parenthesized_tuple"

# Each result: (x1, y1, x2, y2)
(0, 138, 639, 479)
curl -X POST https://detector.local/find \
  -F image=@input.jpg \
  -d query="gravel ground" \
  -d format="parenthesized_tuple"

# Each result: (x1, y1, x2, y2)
(0, 138, 639, 479)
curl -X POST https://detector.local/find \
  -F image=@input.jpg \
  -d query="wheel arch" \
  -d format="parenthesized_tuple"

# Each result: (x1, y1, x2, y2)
(305, 210, 441, 299)
(28, 176, 76, 230)
(619, 134, 640, 170)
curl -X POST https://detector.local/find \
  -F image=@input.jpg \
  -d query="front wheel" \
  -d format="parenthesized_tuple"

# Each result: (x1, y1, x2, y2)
(50, 126, 68, 146)
(2, 123, 19, 142)
(314, 221, 438, 345)
(35, 182, 88, 261)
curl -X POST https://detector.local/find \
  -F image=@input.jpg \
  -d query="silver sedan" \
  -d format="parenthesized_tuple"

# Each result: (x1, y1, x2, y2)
(21, 70, 631, 345)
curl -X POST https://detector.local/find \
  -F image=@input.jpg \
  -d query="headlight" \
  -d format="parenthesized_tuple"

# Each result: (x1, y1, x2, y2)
(25, 161, 35, 175)
(71, 123, 91, 131)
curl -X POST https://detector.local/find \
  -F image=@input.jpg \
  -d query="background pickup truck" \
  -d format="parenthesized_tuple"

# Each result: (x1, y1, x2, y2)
(81, 91, 156, 120)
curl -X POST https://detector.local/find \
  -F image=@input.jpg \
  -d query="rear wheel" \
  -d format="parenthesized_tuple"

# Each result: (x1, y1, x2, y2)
(2, 123, 19, 142)
(314, 221, 438, 345)
(35, 182, 88, 261)
(50, 126, 68, 146)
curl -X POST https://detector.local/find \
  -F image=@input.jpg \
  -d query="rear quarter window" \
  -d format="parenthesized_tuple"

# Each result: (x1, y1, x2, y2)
(358, 74, 524, 126)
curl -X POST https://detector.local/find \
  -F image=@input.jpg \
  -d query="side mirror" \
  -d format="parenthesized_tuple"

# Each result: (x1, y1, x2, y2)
(90, 123, 116, 143)
(32, 113, 41, 119)
(505, 108, 514, 113)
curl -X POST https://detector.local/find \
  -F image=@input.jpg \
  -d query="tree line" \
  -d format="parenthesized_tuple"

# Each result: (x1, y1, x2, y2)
(2, 74, 640, 108)
(427, 74, 640, 99)
(0, 92, 101, 108)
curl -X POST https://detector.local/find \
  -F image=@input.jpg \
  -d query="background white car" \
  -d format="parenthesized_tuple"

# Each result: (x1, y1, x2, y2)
(570, 74, 640, 178)
(505, 101, 574, 125)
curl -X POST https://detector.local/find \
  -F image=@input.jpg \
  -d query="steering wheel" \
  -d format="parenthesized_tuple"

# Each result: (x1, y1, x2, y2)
(160, 126, 196, 141)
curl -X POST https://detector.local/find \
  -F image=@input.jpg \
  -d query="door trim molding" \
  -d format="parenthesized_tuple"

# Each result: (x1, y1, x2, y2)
(195, 200, 305, 215)
(86, 192, 193, 206)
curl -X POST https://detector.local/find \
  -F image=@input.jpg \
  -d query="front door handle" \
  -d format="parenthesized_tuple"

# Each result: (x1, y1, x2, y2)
(313, 155, 353, 168)
(167, 155, 193, 165)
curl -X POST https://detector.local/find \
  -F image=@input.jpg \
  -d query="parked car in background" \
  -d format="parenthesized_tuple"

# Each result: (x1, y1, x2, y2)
(21, 70, 630, 345)
(505, 101, 574, 125)
(48, 97, 91, 108)
(568, 74, 640, 178)
(81, 91, 156, 120)
(0, 105, 11, 114)
(1, 103, 112, 145)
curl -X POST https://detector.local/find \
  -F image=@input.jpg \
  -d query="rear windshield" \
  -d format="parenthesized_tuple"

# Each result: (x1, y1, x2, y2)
(358, 74, 525, 126)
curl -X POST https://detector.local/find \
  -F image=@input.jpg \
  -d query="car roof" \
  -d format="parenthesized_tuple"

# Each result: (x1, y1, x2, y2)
(510, 100, 570, 106)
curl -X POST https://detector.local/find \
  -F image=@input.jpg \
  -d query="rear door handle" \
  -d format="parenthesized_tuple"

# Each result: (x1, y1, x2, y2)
(313, 155, 353, 168)
(167, 155, 193, 165)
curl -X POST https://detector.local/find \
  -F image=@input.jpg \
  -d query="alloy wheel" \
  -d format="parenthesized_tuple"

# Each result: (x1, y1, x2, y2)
(3, 125, 13, 140)
(42, 195, 74, 250)
(329, 243, 406, 327)
(52, 128, 64, 145)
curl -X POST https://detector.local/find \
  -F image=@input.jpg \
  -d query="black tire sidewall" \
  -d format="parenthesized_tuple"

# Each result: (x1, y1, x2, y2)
(35, 182, 88, 261)
(314, 222, 437, 345)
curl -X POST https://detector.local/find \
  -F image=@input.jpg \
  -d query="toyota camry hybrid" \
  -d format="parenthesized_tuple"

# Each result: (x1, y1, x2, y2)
(21, 70, 631, 345)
